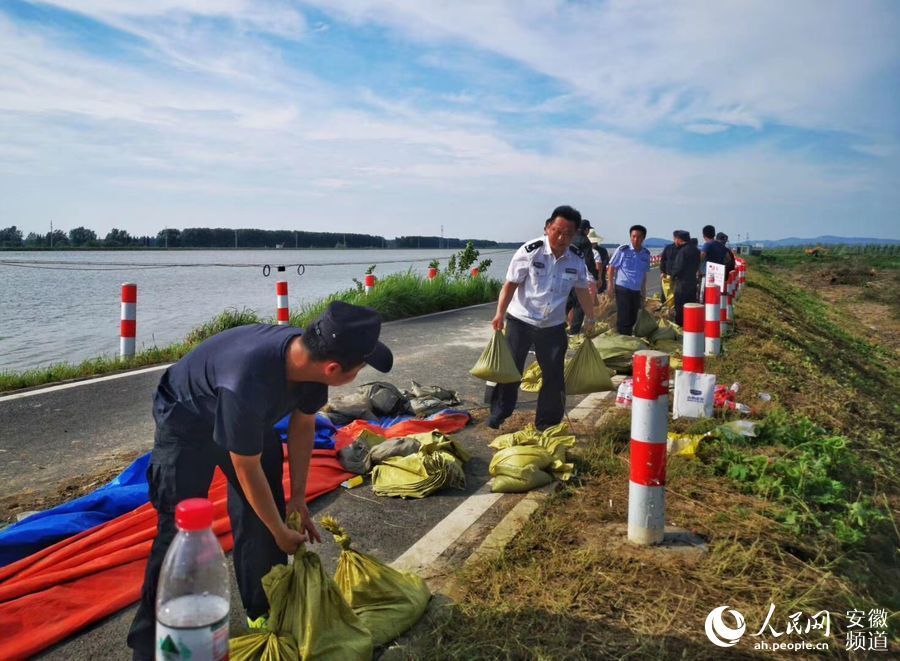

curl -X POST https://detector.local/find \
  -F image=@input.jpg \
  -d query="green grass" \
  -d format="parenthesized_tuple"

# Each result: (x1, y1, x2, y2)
(0, 271, 501, 393)
(420, 254, 899, 658)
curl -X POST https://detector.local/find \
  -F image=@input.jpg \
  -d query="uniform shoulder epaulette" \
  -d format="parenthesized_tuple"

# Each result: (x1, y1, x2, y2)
(568, 244, 583, 258)
(524, 239, 543, 253)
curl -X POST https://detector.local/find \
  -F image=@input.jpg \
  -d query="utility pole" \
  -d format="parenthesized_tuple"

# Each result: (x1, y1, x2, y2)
(50, 220, 53, 248)
(295, 231, 298, 249)
(164, 226, 168, 249)
(440, 224, 443, 249)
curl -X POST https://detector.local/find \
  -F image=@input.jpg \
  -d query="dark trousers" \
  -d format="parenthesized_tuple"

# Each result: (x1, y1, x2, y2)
(674, 279, 698, 326)
(614, 285, 642, 335)
(127, 431, 286, 660)
(565, 290, 585, 334)
(490, 315, 567, 430)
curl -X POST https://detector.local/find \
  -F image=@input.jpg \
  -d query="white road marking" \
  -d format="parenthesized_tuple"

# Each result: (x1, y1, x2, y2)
(0, 364, 172, 402)
(390, 483, 503, 573)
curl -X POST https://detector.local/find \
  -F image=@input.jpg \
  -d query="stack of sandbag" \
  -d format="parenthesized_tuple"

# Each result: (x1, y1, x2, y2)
(488, 423, 575, 493)
(648, 318, 683, 355)
(371, 432, 469, 498)
(320, 517, 431, 647)
(229, 514, 373, 661)
(470, 330, 522, 383)
(592, 331, 650, 374)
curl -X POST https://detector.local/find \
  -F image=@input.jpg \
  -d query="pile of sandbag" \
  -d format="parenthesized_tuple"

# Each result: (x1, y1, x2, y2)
(322, 381, 461, 426)
(488, 423, 575, 493)
(230, 514, 430, 660)
(371, 432, 470, 499)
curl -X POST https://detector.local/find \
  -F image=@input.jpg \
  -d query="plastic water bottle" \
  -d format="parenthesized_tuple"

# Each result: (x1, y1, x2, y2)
(156, 498, 230, 661)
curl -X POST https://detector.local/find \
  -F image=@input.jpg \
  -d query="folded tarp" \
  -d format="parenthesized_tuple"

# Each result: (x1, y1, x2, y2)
(0, 411, 471, 661)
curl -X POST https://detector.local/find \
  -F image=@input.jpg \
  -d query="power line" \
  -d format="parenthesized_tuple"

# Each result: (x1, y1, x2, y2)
(0, 249, 513, 273)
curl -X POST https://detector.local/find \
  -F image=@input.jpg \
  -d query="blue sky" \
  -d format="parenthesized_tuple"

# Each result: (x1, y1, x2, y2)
(0, 0, 898, 242)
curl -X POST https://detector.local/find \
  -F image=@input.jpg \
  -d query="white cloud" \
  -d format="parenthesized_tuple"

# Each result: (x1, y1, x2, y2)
(0, 1, 897, 240)
(683, 123, 730, 135)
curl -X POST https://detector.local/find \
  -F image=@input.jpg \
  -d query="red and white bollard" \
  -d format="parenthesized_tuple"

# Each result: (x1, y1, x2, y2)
(724, 277, 734, 329)
(427, 267, 438, 280)
(120, 283, 137, 358)
(628, 350, 669, 545)
(705, 285, 721, 356)
(364, 273, 376, 295)
(275, 280, 289, 326)
(682, 303, 705, 373)
(471, 267, 480, 277)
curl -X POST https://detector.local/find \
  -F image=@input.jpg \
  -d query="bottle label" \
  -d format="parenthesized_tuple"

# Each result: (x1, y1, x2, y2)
(156, 615, 228, 661)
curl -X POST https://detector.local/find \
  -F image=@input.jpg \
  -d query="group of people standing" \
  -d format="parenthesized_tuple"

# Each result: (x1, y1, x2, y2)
(658, 225, 737, 326)
(489, 207, 737, 434)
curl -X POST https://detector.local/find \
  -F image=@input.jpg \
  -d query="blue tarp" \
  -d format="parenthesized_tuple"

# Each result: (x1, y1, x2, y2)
(0, 454, 150, 567)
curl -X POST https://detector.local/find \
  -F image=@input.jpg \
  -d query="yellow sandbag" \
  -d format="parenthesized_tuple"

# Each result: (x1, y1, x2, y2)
(470, 330, 522, 383)
(632, 308, 659, 338)
(564, 338, 614, 394)
(320, 517, 431, 647)
(649, 323, 677, 343)
(592, 332, 649, 373)
(491, 463, 553, 493)
(489, 445, 554, 472)
(372, 445, 466, 498)
(660, 275, 675, 309)
(489, 422, 575, 463)
(653, 338, 682, 355)
(229, 632, 298, 661)
(229, 513, 372, 661)
(519, 361, 542, 392)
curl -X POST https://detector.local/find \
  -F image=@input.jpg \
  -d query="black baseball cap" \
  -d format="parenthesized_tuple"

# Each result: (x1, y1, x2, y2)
(312, 301, 393, 372)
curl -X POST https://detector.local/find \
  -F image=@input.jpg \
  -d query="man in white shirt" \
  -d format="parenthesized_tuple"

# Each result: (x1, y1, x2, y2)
(489, 205, 596, 430)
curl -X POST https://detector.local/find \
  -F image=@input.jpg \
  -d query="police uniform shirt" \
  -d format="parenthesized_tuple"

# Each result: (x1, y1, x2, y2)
(609, 244, 651, 291)
(153, 324, 328, 457)
(505, 236, 589, 328)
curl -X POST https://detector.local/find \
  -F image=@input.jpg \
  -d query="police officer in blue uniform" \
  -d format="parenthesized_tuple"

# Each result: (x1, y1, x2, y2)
(489, 205, 596, 430)
(127, 302, 393, 660)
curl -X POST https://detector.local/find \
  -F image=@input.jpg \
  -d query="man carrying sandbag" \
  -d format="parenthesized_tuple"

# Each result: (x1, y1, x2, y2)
(488, 205, 596, 430)
(127, 301, 393, 660)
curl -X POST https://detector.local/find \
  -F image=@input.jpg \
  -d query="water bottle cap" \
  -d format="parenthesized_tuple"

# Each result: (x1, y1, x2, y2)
(175, 498, 214, 531)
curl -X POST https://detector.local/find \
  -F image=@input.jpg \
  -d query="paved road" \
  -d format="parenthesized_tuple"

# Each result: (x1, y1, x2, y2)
(2, 277, 662, 659)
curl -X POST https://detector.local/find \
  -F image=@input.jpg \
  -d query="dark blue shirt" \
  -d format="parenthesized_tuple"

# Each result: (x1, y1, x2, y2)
(701, 240, 729, 265)
(153, 324, 328, 455)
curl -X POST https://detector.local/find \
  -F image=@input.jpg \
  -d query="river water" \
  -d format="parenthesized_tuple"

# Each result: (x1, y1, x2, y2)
(0, 249, 515, 372)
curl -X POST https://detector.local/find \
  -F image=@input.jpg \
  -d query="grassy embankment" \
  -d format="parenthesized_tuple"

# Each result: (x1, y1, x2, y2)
(420, 248, 899, 659)
(0, 269, 501, 393)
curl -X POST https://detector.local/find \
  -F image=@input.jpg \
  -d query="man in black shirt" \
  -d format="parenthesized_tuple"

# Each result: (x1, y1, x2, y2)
(127, 301, 393, 660)
(566, 219, 600, 334)
(670, 231, 701, 326)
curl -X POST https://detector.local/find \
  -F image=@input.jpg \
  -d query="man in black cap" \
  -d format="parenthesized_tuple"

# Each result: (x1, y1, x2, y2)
(669, 230, 701, 326)
(717, 232, 737, 281)
(127, 301, 392, 660)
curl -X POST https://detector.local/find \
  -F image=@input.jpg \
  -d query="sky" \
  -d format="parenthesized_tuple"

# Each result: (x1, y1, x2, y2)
(0, 1, 898, 243)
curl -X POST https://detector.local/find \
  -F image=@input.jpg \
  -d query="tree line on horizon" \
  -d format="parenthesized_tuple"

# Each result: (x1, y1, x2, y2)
(0, 225, 512, 250)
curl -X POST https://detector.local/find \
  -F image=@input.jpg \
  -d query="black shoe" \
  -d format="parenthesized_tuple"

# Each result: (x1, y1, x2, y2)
(487, 417, 502, 430)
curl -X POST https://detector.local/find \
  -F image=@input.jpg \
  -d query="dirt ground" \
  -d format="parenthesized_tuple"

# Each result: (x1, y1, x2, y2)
(788, 264, 900, 353)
